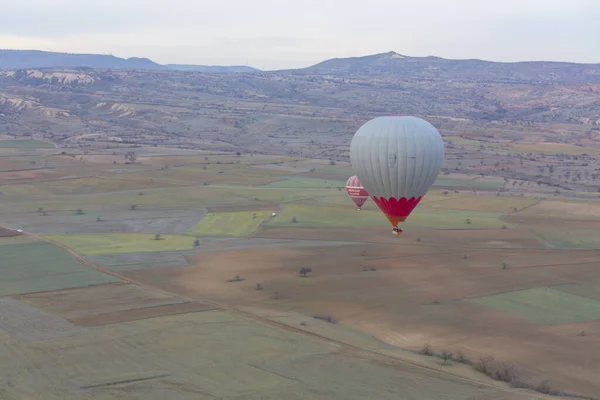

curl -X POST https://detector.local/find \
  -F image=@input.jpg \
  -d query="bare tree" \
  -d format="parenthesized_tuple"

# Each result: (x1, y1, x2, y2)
(474, 355, 495, 374)
(441, 351, 453, 365)
(420, 344, 433, 356)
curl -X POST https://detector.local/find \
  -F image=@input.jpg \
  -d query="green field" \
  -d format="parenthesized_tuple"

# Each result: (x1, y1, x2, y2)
(532, 228, 600, 249)
(0, 139, 54, 149)
(422, 194, 539, 213)
(44, 233, 197, 255)
(0, 241, 120, 296)
(264, 176, 346, 189)
(555, 281, 600, 302)
(0, 235, 38, 246)
(186, 211, 273, 236)
(268, 204, 504, 229)
(84, 250, 195, 272)
(468, 287, 600, 324)
(433, 177, 504, 189)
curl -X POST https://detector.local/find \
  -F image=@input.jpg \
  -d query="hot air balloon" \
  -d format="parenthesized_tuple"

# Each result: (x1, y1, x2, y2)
(349, 116, 444, 235)
(345, 175, 369, 210)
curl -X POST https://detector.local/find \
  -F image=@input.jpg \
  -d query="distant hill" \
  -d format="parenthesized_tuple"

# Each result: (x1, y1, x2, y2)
(290, 51, 600, 84)
(0, 50, 163, 70)
(0, 49, 260, 73)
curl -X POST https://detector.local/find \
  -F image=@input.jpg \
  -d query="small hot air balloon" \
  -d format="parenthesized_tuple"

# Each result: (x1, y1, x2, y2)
(345, 175, 369, 210)
(350, 115, 444, 235)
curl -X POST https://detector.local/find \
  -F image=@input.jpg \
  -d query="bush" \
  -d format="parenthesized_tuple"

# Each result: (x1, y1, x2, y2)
(313, 315, 336, 324)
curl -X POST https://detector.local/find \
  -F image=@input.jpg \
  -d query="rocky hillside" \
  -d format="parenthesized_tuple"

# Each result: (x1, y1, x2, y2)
(0, 51, 599, 161)
(291, 51, 600, 84)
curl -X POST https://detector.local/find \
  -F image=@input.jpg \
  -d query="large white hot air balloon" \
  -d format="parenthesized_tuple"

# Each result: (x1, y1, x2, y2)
(349, 115, 444, 235)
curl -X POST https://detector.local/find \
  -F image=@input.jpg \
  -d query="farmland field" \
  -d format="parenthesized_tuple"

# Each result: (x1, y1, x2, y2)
(268, 203, 504, 229)
(44, 233, 197, 255)
(0, 240, 120, 296)
(0, 142, 599, 399)
(185, 210, 273, 236)
(467, 287, 600, 324)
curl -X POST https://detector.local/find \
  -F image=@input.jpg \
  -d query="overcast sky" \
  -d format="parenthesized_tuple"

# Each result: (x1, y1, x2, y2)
(1, 0, 598, 70)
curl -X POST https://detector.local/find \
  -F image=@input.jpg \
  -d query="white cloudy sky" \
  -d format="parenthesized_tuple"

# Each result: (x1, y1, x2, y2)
(1, 0, 598, 70)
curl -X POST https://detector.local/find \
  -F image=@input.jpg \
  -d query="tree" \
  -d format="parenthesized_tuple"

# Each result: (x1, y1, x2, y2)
(465, 218, 471, 224)
(420, 344, 433, 356)
(130, 204, 137, 210)
(194, 239, 200, 247)
(154, 233, 161, 240)
(76, 208, 84, 215)
(299, 267, 312, 277)
(441, 351, 453, 365)
(96, 217, 101, 222)
(291, 216, 297, 223)
(256, 283, 263, 290)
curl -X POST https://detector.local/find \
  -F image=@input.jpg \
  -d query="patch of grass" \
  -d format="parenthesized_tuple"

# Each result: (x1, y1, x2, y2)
(0, 235, 38, 246)
(511, 142, 600, 156)
(523, 225, 600, 249)
(433, 177, 504, 189)
(554, 282, 600, 302)
(516, 199, 600, 220)
(264, 177, 345, 189)
(467, 287, 600, 324)
(0, 241, 119, 296)
(422, 194, 538, 213)
(185, 211, 272, 236)
(268, 204, 503, 229)
(0, 139, 54, 149)
(44, 233, 196, 256)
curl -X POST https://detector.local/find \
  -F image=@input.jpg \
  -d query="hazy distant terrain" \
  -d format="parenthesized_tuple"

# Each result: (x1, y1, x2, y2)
(1, 49, 600, 194)
(0, 49, 259, 72)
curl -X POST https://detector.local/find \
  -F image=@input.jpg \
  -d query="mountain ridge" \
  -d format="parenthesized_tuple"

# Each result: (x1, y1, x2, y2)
(2, 49, 600, 82)
(287, 51, 600, 83)
(0, 49, 260, 73)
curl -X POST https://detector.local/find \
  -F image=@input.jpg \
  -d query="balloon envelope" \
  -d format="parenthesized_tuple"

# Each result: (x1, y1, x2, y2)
(349, 116, 444, 227)
(345, 175, 369, 209)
